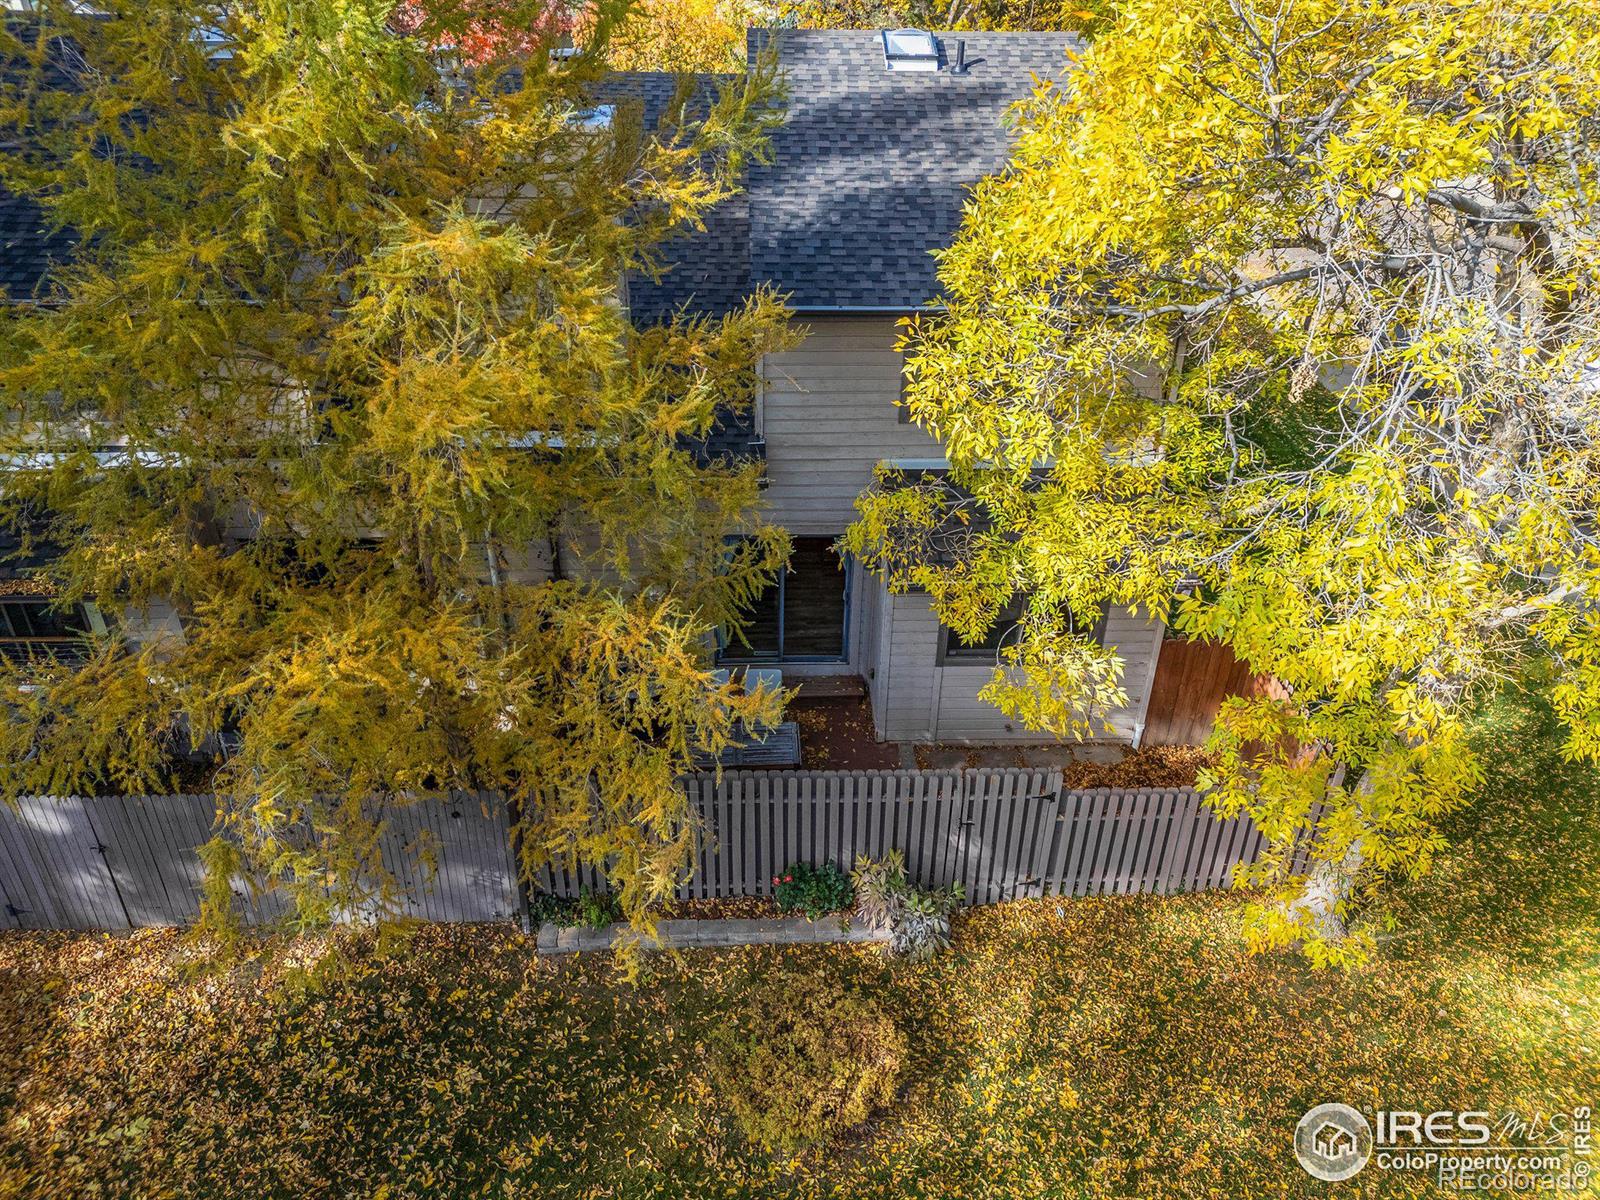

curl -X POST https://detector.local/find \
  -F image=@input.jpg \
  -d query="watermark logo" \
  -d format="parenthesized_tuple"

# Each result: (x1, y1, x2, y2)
(1294, 1104, 1592, 1191)
(1295, 1103, 1374, 1181)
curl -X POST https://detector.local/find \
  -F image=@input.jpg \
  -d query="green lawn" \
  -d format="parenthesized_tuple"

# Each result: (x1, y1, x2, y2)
(1, 693, 1596, 1200)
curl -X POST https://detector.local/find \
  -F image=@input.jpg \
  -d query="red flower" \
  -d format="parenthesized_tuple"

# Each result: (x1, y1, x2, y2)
(772, 876, 780, 885)
(784, 874, 794, 883)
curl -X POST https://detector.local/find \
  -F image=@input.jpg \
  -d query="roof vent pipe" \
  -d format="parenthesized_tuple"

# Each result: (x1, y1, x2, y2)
(952, 39, 968, 74)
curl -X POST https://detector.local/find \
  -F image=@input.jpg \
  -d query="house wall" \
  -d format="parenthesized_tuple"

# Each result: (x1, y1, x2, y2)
(756, 313, 1165, 742)
(712, 313, 933, 678)
(849, 554, 881, 685)
(870, 577, 1165, 746)
(122, 601, 187, 655)
(760, 316, 939, 536)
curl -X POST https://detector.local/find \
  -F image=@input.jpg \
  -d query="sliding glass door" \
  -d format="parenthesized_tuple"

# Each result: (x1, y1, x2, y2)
(719, 536, 848, 662)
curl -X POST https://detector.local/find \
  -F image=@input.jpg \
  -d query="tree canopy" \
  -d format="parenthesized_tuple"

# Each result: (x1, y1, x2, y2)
(847, 0, 1600, 963)
(775, 0, 1115, 36)
(397, 0, 762, 72)
(0, 0, 792, 937)
(601, 0, 763, 71)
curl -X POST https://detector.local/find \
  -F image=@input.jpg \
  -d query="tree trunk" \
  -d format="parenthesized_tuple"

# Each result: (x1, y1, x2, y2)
(1286, 765, 1369, 945)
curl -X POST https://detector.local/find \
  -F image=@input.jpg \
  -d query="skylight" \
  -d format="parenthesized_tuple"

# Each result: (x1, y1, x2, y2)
(882, 28, 940, 72)
(192, 24, 235, 61)
(568, 104, 615, 131)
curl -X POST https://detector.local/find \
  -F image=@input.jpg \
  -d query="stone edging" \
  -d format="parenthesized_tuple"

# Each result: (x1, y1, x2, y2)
(536, 914, 890, 954)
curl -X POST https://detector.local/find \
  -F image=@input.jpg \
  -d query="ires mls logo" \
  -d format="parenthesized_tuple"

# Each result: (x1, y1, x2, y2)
(1295, 1104, 1373, 1182)
(1376, 1109, 1495, 1145)
(1295, 1104, 1594, 1190)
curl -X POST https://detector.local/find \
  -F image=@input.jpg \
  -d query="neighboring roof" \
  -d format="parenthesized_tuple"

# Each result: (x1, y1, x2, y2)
(1, 22, 82, 302)
(597, 68, 735, 131)
(0, 28, 1084, 315)
(746, 28, 1081, 311)
(625, 193, 751, 326)
(0, 524, 62, 583)
(596, 71, 755, 326)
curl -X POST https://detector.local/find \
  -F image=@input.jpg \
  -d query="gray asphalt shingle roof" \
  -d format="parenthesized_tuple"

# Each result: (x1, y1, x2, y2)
(0, 186, 74, 301)
(1, 25, 82, 303)
(747, 28, 1080, 311)
(615, 29, 1080, 320)
(0, 29, 1081, 315)
(596, 71, 755, 327)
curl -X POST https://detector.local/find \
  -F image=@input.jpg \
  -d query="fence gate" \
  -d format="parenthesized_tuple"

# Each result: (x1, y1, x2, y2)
(663, 770, 1262, 905)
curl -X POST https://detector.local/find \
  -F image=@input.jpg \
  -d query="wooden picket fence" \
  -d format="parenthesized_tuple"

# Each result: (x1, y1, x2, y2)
(1, 771, 1269, 931)
(536, 769, 1267, 906)
(0, 792, 521, 931)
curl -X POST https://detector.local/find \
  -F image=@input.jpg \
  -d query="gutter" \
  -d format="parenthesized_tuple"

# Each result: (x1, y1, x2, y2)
(787, 304, 949, 315)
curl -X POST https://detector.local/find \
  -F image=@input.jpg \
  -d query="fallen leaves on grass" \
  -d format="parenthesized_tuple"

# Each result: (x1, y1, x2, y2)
(0, 696, 1594, 1200)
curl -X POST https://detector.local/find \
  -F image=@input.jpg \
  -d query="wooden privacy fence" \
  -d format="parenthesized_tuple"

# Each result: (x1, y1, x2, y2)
(0, 793, 521, 931)
(2, 773, 1270, 931)
(537, 769, 1268, 906)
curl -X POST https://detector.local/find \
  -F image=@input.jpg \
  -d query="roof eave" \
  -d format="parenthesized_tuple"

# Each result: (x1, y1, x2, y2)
(787, 303, 949, 315)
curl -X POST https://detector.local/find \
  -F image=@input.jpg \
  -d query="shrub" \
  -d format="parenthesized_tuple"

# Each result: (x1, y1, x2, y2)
(852, 850, 964, 962)
(526, 892, 571, 927)
(526, 889, 620, 929)
(573, 888, 621, 930)
(772, 861, 854, 919)
(709, 973, 905, 1152)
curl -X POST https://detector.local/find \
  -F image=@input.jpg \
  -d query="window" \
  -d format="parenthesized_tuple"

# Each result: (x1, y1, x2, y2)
(568, 104, 614, 131)
(0, 597, 91, 661)
(939, 595, 1105, 664)
(719, 537, 849, 662)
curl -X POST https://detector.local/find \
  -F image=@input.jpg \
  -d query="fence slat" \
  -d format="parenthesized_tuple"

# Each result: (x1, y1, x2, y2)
(1184, 802, 1223, 892)
(1159, 789, 1197, 894)
(989, 772, 1011, 902)
(745, 777, 761, 895)
(0, 801, 61, 927)
(1145, 791, 1178, 895)
(1120, 789, 1149, 894)
(1045, 791, 1074, 897)
(1025, 772, 1057, 899)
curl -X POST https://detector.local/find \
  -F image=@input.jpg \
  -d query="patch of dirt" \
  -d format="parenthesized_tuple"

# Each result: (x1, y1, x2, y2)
(913, 744, 1026, 769)
(910, 742, 1213, 787)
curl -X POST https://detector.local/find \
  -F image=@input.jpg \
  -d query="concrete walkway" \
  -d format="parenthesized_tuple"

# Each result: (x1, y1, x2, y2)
(536, 915, 889, 954)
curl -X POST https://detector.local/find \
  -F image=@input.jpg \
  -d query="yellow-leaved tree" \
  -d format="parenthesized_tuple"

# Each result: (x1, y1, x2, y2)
(0, 0, 793, 941)
(775, 0, 1116, 35)
(847, 0, 1600, 964)
(603, 0, 765, 71)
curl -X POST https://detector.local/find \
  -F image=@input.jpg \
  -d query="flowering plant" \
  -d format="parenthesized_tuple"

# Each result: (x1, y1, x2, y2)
(772, 862, 854, 920)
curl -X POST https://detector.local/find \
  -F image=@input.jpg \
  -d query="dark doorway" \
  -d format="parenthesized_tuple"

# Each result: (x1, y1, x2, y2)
(720, 536, 848, 662)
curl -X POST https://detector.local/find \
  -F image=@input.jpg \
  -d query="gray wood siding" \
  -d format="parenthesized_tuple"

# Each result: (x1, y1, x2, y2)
(877, 590, 940, 740)
(121, 601, 186, 654)
(875, 586, 1163, 744)
(848, 554, 880, 678)
(761, 317, 939, 536)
